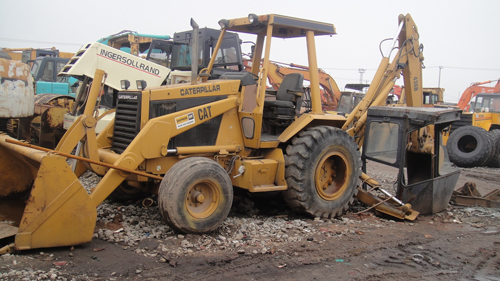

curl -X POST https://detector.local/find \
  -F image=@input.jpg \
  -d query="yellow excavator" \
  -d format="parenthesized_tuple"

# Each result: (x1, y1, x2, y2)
(0, 13, 460, 253)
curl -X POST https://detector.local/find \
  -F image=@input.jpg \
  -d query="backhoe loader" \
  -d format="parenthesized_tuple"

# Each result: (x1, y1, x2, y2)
(0, 13, 459, 253)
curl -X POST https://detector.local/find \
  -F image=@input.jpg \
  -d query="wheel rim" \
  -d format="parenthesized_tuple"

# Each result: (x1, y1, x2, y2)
(315, 150, 350, 201)
(186, 180, 220, 219)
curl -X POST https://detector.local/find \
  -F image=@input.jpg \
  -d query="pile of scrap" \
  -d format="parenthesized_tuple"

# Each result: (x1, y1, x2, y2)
(451, 182, 500, 209)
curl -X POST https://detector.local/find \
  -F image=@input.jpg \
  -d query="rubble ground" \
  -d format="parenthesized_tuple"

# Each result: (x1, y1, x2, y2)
(1, 163, 499, 281)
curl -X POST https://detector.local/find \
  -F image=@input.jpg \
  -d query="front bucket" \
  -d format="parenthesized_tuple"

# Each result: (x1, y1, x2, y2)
(0, 135, 97, 251)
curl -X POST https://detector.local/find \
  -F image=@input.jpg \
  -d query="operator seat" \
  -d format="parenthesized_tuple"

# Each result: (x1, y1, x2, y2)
(263, 73, 304, 119)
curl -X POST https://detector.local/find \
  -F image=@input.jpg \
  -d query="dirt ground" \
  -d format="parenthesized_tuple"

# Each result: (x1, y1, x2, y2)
(1, 163, 500, 281)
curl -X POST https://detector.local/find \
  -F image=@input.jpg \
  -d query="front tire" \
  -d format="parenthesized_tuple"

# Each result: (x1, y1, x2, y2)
(158, 157, 233, 233)
(283, 126, 361, 218)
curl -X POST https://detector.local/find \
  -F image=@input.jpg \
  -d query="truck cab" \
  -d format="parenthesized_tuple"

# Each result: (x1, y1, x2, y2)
(31, 57, 75, 96)
(145, 28, 244, 81)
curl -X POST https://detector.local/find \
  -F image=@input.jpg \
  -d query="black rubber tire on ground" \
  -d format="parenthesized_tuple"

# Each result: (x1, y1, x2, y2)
(486, 129, 500, 168)
(446, 126, 494, 167)
(283, 126, 361, 218)
(158, 157, 233, 234)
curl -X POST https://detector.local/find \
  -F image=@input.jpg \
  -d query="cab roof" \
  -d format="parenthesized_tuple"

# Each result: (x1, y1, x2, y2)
(221, 14, 336, 38)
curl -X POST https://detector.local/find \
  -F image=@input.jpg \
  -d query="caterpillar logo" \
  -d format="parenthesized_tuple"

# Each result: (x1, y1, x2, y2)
(198, 106, 212, 121)
(118, 95, 138, 100)
(180, 85, 221, 96)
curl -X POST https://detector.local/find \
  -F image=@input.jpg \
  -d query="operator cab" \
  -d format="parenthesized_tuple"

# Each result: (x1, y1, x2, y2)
(170, 28, 244, 78)
(471, 93, 500, 113)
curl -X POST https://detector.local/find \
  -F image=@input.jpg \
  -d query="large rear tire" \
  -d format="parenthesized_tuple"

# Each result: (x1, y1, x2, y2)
(446, 126, 493, 167)
(158, 157, 233, 234)
(486, 129, 500, 168)
(283, 126, 361, 218)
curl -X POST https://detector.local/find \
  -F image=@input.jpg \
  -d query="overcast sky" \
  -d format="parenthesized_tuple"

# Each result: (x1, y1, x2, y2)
(2, 0, 500, 103)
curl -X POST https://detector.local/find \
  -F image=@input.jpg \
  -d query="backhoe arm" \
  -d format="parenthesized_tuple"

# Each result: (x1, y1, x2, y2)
(343, 14, 424, 145)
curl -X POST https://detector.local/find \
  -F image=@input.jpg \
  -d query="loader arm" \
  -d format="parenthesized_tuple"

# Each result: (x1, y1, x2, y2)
(89, 95, 239, 205)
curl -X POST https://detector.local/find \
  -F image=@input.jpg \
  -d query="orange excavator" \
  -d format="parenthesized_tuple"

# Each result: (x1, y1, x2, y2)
(243, 59, 341, 110)
(457, 79, 500, 111)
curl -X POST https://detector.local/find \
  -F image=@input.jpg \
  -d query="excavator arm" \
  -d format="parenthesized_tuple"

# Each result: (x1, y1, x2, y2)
(243, 59, 341, 110)
(457, 79, 500, 111)
(269, 62, 341, 109)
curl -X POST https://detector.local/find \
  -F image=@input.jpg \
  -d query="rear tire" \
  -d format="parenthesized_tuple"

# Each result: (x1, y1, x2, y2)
(486, 130, 500, 168)
(283, 126, 361, 218)
(158, 157, 233, 234)
(446, 126, 493, 167)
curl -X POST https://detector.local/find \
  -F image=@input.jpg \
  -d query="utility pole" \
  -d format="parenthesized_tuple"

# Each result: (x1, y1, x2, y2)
(438, 66, 444, 88)
(358, 68, 366, 84)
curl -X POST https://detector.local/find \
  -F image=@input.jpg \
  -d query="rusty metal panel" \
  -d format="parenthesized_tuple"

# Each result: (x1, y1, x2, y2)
(451, 183, 500, 209)
(367, 106, 462, 125)
(0, 58, 34, 118)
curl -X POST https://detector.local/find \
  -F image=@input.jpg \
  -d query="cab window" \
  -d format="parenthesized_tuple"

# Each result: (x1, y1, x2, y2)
(41, 61, 55, 82)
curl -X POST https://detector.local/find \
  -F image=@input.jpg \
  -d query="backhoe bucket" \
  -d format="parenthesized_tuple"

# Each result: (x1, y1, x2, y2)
(0, 134, 97, 251)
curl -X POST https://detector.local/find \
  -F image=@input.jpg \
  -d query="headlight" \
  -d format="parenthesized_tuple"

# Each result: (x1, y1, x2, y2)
(218, 19, 229, 29)
(248, 14, 259, 26)
(136, 80, 147, 90)
(120, 80, 130, 90)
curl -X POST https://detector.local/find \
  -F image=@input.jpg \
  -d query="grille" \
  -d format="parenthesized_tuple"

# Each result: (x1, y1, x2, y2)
(112, 93, 142, 153)
(60, 45, 90, 74)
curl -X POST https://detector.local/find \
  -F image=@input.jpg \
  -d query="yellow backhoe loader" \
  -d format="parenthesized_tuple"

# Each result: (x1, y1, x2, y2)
(0, 13, 460, 254)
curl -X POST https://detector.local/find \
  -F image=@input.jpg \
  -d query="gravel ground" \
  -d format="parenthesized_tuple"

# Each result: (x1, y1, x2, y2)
(1, 164, 499, 280)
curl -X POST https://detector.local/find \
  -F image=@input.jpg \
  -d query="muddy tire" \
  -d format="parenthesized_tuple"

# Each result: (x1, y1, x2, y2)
(446, 126, 493, 167)
(283, 126, 361, 218)
(486, 129, 500, 168)
(158, 157, 233, 234)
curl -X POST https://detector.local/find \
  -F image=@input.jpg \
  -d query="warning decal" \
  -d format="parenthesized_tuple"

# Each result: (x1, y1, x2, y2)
(175, 112, 195, 129)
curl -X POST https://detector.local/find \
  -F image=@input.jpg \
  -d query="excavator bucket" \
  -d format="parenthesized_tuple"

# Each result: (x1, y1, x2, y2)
(0, 70, 107, 253)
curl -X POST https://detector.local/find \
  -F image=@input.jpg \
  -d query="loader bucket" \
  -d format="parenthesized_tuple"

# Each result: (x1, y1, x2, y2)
(0, 135, 97, 250)
(0, 68, 108, 253)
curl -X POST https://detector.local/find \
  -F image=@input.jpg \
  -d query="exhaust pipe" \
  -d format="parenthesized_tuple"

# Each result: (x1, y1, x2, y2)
(190, 18, 199, 85)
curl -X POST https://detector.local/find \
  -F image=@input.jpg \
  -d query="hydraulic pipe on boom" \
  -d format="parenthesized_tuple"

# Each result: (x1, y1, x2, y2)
(342, 14, 423, 146)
